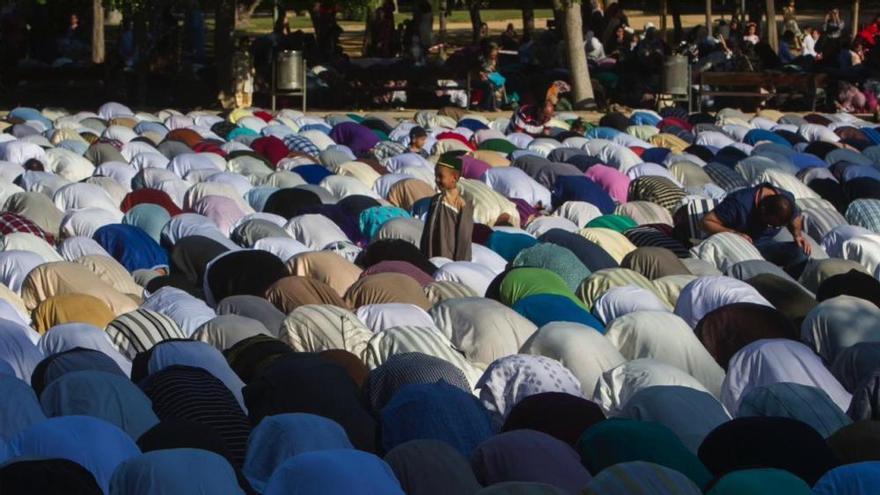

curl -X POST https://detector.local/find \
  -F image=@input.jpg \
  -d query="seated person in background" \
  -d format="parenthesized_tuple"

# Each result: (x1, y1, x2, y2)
(508, 81, 569, 136)
(408, 126, 429, 157)
(500, 23, 518, 51)
(421, 153, 473, 261)
(779, 30, 800, 64)
(743, 22, 760, 45)
(700, 183, 811, 277)
(802, 26, 820, 58)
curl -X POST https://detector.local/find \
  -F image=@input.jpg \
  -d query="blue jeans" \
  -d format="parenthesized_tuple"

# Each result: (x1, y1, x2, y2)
(754, 238, 809, 278)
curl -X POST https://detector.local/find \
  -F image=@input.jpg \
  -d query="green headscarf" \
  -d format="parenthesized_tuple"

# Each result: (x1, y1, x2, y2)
(499, 267, 586, 310)
(585, 215, 639, 233)
(578, 419, 713, 490)
(706, 469, 812, 495)
(512, 243, 591, 292)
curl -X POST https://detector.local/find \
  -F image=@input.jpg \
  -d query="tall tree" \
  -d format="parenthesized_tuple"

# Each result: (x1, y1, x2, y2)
(92, 0, 105, 63)
(705, 0, 712, 34)
(562, 0, 595, 108)
(216, 0, 237, 105)
(468, 0, 482, 43)
(853, 0, 861, 39)
(522, 0, 535, 38)
(438, 0, 448, 52)
(765, 0, 778, 52)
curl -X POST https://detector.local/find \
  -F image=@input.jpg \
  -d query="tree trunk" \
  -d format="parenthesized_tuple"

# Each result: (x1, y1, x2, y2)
(671, 0, 683, 43)
(552, 0, 566, 40)
(215, 0, 236, 104)
(236, 0, 262, 26)
(705, 0, 713, 35)
(853, 0, 861, 39)
(563, 0, 595, 108)
(438, 0, 448, 55)
(660, 0, 668, 39)
(522, 0, 535, 38)
(765, 0, 778, 52)
(91, 0, 105, 64)
(468, 0, 482, 43)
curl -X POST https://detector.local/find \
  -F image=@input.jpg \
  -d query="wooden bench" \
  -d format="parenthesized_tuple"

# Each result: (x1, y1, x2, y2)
(699, 71, 828, 111)
(345, 63, 473, 109)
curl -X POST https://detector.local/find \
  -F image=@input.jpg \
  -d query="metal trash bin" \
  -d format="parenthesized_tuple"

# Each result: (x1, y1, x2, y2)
(276, 50, 304, 91)
(663, 55, 689, 96)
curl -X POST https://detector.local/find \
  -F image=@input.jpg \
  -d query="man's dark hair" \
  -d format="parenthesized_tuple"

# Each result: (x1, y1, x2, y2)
(757, 194, 795, 227)
(409, 126, 427, 140)
(22, 158, 44, 172)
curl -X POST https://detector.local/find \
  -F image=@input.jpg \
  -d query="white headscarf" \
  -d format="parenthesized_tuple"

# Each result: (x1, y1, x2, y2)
(477, 354, 584, 429)
(674, 276, 773, 328)
(722, 339, 851, 413)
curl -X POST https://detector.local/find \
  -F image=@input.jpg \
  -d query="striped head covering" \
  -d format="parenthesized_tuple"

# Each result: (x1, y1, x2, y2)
(106, 309, 186, 360)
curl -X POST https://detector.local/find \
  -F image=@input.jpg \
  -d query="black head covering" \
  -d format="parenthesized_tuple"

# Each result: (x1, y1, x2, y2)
(363, 352, 472, 413)
(223, 334, 294, 383)
(144, 273, 203, 298)
(138, 365, 252, 467)
(694, 302, 800, 368)
(818, 270, 880, 307)
(205, 250, 286, 305)
(683, 145, 715, 163)
(31, 348, 126, 396)
(848, 369, 880, 421)
(599, 112, 630, 131)
(831, 342, 880, 393)
(137, 419, 257, 495)
(713, 146, 749, 168)
(826, 420, 880, 465)
(804, 142, 838, 160)
(337, 195, 382, 219)
(502, 392, 606, 447)
(807, 178, 849, 213)
(844, 177, 880, 202)
(171, 235, 231, 285)
(0, 458, 102, 495)
(687, 112, 716, 125)
(697, 417, 839, 486)
(263, 188, 322, 218)
(243, 353, 377, 452)
(355, 239, 438, 275)
(539, 229, 618, 272)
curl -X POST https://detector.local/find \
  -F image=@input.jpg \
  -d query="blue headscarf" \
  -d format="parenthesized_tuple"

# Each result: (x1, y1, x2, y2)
(109, 448, 244, 495)
(743, 129, 792, 147)
(813, 462, 880, 495)
(246, 186, 280, 212)
(359, 206, 411, 240)
(244, 413, 353, 492)
(381, 382, 493, 457)
(586, 127, 622, 140)
(93, 224, 170, 272)
(264, 450, 404, 495)
(630, 111, 662, 127)
(0, 319, 43, 384)
(551, 176, 615, 213)
(0, 374, 46, 442)
(123, 204, 171, 244)
(39, 370, 159, 440)
(10, 416, 140, 493)
(513, 294, 605, 332)
(487, 231, 539, 262)
(292, 164, 333, 184)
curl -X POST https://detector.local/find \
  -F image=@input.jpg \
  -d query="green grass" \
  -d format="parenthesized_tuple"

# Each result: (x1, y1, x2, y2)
(234, 8, 555, 35)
